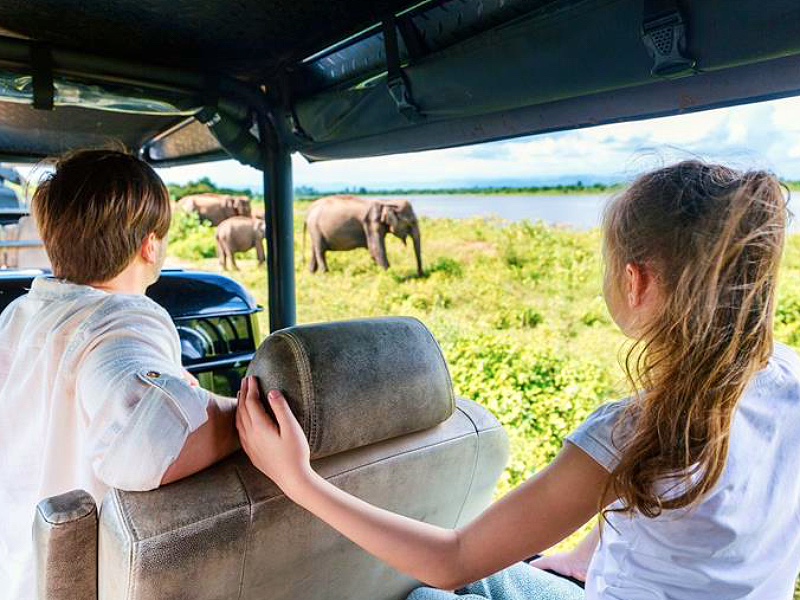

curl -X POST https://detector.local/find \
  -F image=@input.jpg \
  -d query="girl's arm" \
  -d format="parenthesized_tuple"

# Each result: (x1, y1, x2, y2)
(528, 525, 600, 582)
(236, 376, 610, 590)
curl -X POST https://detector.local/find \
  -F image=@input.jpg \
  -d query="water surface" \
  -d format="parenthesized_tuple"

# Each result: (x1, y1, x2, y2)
(365, 193, 800, 232)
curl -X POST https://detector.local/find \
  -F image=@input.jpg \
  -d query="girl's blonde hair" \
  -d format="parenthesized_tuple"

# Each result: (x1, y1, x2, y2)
(602, 160, 788, 517)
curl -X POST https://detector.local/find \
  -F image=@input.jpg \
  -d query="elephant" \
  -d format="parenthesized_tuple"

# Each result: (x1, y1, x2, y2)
(216, 216, 266, 271)
(304, 195, 422, 276)
(177, 193, 252, 225)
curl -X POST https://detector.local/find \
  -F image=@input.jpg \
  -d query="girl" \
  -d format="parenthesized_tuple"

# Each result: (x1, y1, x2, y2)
(235, 161, 800, 599)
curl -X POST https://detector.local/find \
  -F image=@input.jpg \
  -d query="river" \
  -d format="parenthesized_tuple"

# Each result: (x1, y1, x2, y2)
(363, 193, 800, 232)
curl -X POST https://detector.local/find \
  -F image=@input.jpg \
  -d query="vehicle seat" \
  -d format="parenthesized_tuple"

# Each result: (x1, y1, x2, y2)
(0, 215, 49, 269)
(34, 317, 509, 600)
(15, 215, 50, 269)
(0, 222, 15, 268)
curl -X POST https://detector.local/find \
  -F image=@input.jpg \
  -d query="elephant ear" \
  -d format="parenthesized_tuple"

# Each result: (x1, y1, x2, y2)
(380, 205, 399, 230)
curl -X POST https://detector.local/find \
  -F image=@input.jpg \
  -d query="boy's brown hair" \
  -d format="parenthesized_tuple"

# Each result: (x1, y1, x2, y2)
(32, 149, 171, 284)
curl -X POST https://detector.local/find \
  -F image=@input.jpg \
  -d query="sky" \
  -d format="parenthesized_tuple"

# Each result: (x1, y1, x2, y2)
(153, 95, 800, 192)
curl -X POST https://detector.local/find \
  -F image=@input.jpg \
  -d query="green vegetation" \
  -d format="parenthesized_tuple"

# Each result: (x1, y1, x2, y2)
(169, 203, 800, 581)
(170, 203, 629, 497)
(169, 211, 217, 259)
(167, 177, 255, 201)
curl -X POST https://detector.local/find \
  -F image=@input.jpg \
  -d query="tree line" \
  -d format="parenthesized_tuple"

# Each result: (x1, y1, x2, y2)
(169, 178, 800, 201)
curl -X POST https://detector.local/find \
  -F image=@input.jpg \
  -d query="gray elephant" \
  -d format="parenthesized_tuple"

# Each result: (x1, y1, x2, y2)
(216, 216, 266, 271)
(304, 195, 422, 276)
(178, 193, 252, 226)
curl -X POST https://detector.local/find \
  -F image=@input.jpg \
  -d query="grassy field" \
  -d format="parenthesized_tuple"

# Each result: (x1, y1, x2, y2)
(168, 203, 800, 588)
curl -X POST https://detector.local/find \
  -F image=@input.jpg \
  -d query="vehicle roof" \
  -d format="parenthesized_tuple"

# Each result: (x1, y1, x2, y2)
(0, 0, 798, 166)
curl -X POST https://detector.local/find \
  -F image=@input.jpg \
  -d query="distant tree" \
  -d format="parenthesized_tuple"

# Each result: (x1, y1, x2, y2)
(294, 185, 319, 196)
(168, 177, 254, 201)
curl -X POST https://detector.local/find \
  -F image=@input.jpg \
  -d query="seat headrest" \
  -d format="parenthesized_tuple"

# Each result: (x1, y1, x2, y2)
(245, 317, 455, 459)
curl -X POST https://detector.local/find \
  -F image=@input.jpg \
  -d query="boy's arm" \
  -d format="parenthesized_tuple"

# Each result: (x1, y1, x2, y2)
(77, 308, 238, 491)
(160, 393, 239, 485)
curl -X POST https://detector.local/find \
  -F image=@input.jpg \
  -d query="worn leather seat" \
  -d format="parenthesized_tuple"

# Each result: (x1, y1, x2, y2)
(34, 317, 509, 600)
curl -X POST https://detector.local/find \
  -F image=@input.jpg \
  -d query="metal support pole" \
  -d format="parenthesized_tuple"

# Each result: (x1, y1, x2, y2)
(259, 112, 296, 332)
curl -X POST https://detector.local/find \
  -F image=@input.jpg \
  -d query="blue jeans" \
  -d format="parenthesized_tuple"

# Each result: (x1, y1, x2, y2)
(407, 563, 585, 600)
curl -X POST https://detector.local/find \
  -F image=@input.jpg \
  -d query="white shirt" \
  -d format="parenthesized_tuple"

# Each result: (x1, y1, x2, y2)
(0, 277, 211, 600)
(568, 342, 800, 600)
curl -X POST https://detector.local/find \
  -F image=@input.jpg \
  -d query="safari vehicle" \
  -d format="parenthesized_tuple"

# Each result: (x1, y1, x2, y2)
(1, 1, 799, 599)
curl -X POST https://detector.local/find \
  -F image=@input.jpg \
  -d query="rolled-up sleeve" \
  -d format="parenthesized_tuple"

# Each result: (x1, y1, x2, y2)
(76, 298, 210, 491)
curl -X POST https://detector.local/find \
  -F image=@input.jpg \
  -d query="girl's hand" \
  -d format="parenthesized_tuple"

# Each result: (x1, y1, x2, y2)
(235, 375, 315, 499)
(528, 552, 589, 582)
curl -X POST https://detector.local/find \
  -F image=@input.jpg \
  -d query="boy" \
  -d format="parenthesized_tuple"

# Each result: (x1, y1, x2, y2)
(0, 150, 239, 600)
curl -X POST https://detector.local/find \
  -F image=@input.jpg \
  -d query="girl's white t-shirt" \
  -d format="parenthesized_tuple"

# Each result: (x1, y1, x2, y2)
(567, 342, 800, 600)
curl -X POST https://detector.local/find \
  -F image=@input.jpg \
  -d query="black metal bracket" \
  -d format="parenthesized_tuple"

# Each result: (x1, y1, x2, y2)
(196, 105, 265, 169)
(31, 45, 54, 110)
(641, 2, 696, 78)
(279, 71, 313, 142)
(383, 18, 424, 122)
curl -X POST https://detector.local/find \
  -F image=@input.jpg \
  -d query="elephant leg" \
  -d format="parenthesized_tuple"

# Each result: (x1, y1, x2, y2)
(309, 250, 318, 273)
(230, 251, 239, 271)
(373, 234, 390, 270)
(255, 236, 265, 265)
(310, 233, 328, 273)
(315, 245, 328, 273)
(216, 236, 227, 271)
(365, 223, 390, 270)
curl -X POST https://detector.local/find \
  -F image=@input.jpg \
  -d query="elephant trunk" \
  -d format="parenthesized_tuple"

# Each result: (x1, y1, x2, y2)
(411, 224, 423, 277)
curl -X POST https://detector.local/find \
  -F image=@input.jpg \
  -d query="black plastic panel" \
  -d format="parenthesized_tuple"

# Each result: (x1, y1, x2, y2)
(146, 269, 259, 318)
(0, 102, 182, 161)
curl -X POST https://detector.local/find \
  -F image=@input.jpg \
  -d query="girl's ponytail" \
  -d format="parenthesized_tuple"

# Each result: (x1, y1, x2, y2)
(602, 161, 788, 517)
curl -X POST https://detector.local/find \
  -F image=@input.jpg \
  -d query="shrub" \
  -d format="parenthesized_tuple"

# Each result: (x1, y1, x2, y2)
(443, 333, 616, 495)
(428, 257, 464, 278)
(168, 210, 217, 259)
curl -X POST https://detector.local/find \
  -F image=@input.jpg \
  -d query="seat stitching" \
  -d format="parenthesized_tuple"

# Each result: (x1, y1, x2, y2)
(280, 331, 317, 452)
(412, 316, 456, 415)
(233, 463, 253, 600)
(452, 406, 481, 527)
(108, 489, 136, 600)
